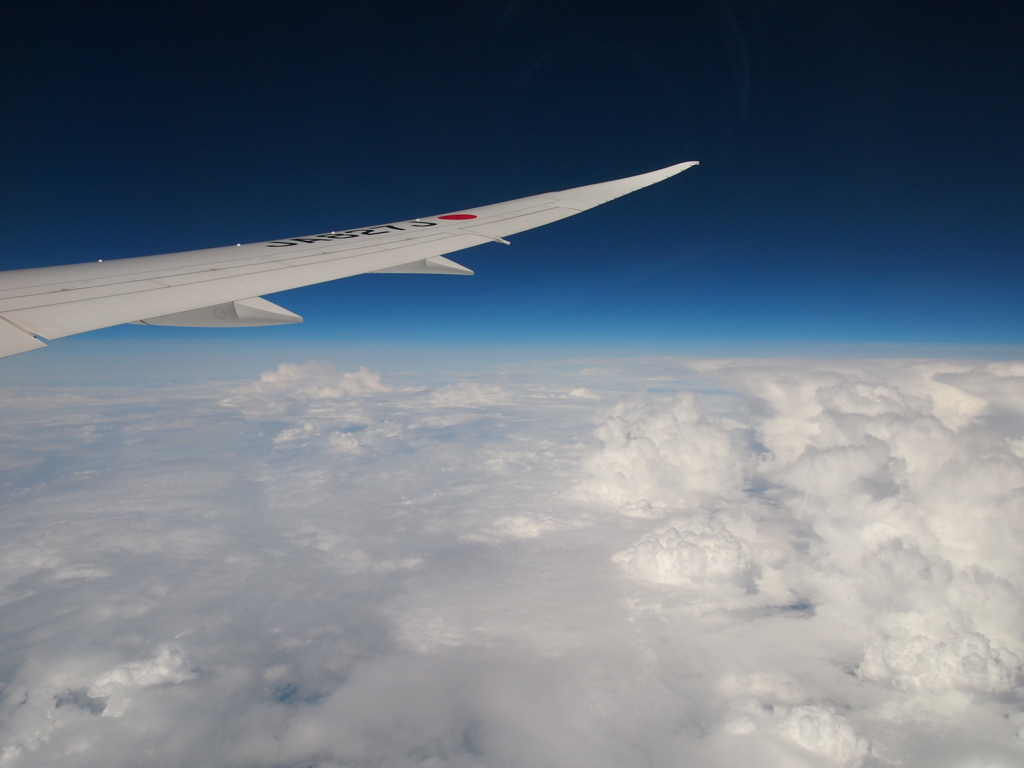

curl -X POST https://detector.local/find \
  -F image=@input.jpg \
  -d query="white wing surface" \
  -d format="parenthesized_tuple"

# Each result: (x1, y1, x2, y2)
(0, 161, 698, 359)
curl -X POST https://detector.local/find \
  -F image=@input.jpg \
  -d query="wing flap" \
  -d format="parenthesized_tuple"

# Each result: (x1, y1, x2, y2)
(0, 316, 46, 358)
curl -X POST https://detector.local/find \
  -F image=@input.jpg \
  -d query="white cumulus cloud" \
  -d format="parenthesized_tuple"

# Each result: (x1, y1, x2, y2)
(614, 526, 752, 586)
(859, 629, 1022, 694)
(777, 705, 872, 767)
(1, 355, 1024, 767)
(579, 390, 756, 509)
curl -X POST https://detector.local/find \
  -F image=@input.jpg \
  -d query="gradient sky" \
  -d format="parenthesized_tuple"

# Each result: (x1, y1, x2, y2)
(1, 1, 1022, 350)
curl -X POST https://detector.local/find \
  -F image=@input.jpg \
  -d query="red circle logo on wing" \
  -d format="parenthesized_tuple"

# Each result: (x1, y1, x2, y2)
(438, 214, 477, 220)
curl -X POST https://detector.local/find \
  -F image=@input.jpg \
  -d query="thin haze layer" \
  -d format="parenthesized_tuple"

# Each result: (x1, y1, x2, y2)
(1, 357, 1023, 766)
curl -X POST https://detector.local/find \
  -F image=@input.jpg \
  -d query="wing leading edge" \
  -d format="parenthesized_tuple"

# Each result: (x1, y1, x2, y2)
(0, 161, 698, 359)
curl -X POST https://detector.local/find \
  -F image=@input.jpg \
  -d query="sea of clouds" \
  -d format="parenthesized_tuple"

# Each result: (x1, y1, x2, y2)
(1, 355, 1023, 767)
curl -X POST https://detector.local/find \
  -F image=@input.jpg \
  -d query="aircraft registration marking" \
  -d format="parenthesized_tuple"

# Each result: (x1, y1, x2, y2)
(266, 221, 441, 248)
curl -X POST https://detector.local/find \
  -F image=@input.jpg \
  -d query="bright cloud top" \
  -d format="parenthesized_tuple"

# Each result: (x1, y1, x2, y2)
(1, 357, 1023, 767)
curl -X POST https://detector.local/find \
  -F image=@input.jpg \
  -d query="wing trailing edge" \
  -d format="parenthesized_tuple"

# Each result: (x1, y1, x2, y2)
(0, 316, 46, 358)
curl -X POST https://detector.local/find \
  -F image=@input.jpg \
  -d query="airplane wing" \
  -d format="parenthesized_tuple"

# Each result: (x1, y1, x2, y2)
(0, 160, 698, 359)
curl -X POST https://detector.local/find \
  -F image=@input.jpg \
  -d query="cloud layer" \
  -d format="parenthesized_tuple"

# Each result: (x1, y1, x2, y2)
(1, 356, 1023, 766)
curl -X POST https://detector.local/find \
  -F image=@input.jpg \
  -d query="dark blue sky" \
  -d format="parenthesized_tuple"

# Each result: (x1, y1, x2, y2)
(2, 1, 1022, 349)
